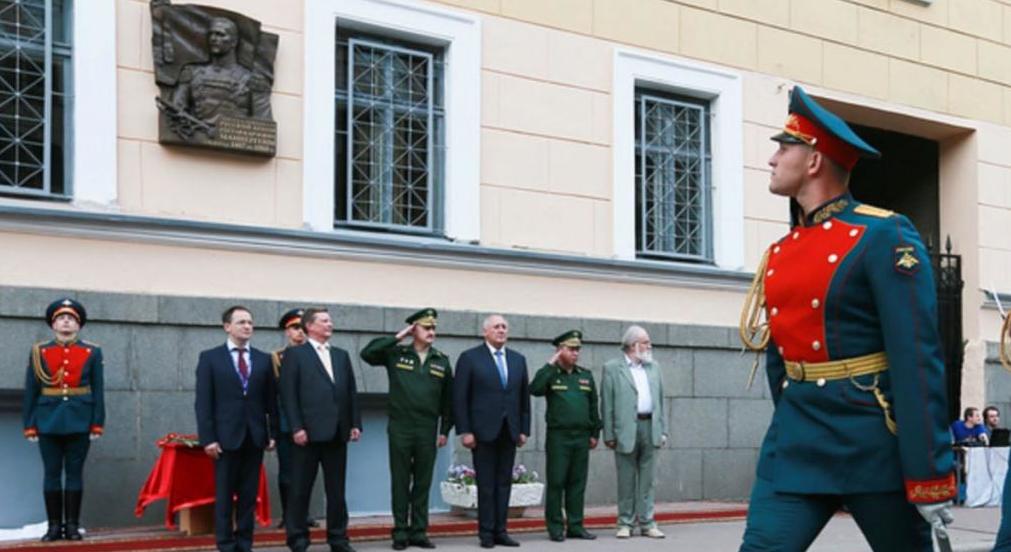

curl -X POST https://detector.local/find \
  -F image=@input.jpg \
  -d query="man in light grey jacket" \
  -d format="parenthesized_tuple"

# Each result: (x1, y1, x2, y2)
(600, 325, 668, 539)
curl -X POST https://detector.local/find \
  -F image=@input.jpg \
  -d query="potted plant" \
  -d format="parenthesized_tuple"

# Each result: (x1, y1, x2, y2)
(440, 463, 544, 517)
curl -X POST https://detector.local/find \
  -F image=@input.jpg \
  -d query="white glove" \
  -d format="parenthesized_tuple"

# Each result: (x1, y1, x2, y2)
(916, 501, 954, 531)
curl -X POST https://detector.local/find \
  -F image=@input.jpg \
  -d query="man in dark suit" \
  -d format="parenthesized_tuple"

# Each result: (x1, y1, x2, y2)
(453, 314, 530, 548)
(280, 307, 361, 552)
(195, 305, 278, 552)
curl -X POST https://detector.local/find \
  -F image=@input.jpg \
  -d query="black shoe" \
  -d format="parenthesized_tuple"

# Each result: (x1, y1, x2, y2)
(393, 540, 408, 550)
(549, 534, 565, 542)
(494, 534, 520, 547)
(308, 518, 321, 528)
(479, 541, 494, 549)
(331, 544, 356, 552)
(40, 524, 62, 542)
(566, 530, 596, 540)
(409, 537, 436, 548)
(64, 523, 83, 541)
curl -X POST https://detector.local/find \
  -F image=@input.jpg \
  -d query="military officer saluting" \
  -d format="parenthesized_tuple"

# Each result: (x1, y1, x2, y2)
(738, 86, 955, 551)
(271, 308, 317, 529)
(22, 298, 105, 542)
(360, 308, 453, 550)
(530, 330, 601, 542)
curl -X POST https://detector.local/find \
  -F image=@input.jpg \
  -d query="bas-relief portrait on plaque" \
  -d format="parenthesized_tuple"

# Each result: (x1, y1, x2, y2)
(150, 0, 278, 157)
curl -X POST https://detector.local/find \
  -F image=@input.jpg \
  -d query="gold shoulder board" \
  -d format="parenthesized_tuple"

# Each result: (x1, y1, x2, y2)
(854, 204, 894, 218)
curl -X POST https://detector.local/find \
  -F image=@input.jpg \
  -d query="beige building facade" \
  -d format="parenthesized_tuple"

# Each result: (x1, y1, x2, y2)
(2, 0, 1011, 527)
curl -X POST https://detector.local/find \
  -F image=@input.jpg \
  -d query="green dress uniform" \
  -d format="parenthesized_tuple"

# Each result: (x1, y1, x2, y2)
(359, 309, 453, 545)
(529, 330, 602, 540)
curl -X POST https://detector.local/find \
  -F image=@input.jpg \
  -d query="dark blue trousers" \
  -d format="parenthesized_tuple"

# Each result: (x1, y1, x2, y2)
(214, 435, 263, 552)
(38, 433, 90, 492)
(740, 476, 931, 552)
(285, 437, 349, 551)
(472, 423, 516, 542)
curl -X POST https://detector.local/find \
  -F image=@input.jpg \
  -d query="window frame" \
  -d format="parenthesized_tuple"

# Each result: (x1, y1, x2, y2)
(634, 89, 714, 262)
(0, 0, 116, 207)
(335, 31, 446, 236)
(304, 0, 480, 241)
(612, 48, 744, 270)
(0, 0, 72, 198)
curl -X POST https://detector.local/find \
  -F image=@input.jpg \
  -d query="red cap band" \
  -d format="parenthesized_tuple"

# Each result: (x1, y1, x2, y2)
(783, 113, 860, 170)
(51, 306, 81, 323)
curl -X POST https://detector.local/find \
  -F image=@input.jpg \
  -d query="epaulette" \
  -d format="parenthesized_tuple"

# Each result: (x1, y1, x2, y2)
(854, 204, 894, 218)
(79, 339, 100, 349)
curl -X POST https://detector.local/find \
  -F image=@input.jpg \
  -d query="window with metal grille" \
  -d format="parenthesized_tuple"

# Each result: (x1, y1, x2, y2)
(0, 0, 72, 197)
(634, 89, 712, 262)
(336, 27, 445, 235)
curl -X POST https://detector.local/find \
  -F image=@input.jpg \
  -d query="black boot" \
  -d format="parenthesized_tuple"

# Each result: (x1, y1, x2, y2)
(40, 491, 63, 542)
(63, 490, 83, 540)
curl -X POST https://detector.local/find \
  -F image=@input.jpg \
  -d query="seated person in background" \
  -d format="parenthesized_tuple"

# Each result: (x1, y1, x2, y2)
(951, 407, 989, 446)
(983, 406, 1002, 436)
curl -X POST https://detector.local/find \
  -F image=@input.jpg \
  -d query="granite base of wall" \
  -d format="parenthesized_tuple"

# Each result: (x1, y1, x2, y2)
(0, 286, 768, 527)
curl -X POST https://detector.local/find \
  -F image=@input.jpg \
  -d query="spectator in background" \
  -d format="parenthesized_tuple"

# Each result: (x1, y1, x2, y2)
(951, 407, 989, 446)
(983, 406, 1001, 436)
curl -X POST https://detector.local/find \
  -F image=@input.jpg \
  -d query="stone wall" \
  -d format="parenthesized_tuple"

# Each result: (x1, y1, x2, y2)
(0, 286, 769, 527)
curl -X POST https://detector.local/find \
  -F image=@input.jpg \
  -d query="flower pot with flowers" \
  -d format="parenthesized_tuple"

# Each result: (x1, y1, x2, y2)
(440, 463, 544, 518)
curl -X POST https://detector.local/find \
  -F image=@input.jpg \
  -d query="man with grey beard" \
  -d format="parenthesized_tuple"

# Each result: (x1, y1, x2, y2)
(600, 325, 668, 539)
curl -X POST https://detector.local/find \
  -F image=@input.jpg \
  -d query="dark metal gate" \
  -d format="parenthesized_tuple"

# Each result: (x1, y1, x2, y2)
(931, 236, 964, 422)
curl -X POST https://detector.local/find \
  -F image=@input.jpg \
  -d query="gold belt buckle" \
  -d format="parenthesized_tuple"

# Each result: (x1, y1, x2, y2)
(787, 361, 805, 381)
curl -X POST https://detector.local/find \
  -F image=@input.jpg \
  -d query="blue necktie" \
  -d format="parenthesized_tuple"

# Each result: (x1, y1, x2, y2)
(494, 350, 507, 388)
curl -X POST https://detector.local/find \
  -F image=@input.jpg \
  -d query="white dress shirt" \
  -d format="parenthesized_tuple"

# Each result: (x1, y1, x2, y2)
(625, 354, 653, 415)
(308, 337, 334, 382)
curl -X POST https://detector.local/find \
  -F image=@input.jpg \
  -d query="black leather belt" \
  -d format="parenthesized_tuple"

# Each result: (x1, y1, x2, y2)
(637, 413, 652, 420)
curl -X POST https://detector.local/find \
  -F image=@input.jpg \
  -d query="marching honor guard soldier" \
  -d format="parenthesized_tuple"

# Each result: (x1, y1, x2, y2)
(529, 330, 601, 542)
(22, 298, 105, 542)
(272, 309, 317, 529)
(360, 308, 453, 550)
(737, 86, 956, 551)
(994, 311, 1011, 551)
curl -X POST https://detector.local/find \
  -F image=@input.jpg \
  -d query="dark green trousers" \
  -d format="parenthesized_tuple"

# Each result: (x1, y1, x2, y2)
(544, 429, 590, 537)
(740, 475, 931, 551)
(388, 422, 438, 541)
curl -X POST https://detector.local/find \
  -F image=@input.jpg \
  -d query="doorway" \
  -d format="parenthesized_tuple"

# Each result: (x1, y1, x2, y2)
(846, 124, 963, 421)
(848, 124, 940, 251)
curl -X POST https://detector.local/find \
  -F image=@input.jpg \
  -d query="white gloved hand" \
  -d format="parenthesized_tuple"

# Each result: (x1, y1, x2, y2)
(916, 501, 954, 530)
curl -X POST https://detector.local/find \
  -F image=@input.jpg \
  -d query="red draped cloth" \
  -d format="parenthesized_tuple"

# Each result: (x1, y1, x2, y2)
(135, 434, 271, 529)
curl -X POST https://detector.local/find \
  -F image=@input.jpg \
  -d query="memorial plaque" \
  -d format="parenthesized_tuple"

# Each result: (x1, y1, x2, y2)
(150, 0, 278, 157)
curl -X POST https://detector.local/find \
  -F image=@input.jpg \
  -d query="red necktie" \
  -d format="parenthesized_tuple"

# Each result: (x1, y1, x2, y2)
(237, 347, 249, 383)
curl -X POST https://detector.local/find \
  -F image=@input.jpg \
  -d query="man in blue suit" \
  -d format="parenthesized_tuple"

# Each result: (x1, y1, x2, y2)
(195, 305, 278, 552)
(453, 314, 531, 548)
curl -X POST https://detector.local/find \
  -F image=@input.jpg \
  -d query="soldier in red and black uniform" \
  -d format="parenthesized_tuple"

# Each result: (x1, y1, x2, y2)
(738, 87, 955, 551)
(22, 298, 105, 542)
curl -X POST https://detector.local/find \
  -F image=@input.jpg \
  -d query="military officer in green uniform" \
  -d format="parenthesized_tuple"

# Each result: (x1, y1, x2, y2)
(22, 298, 105, 542)
(360, 308, 453, 550)
(271, 308, 318, 529)
(530, 330, 601, 542)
